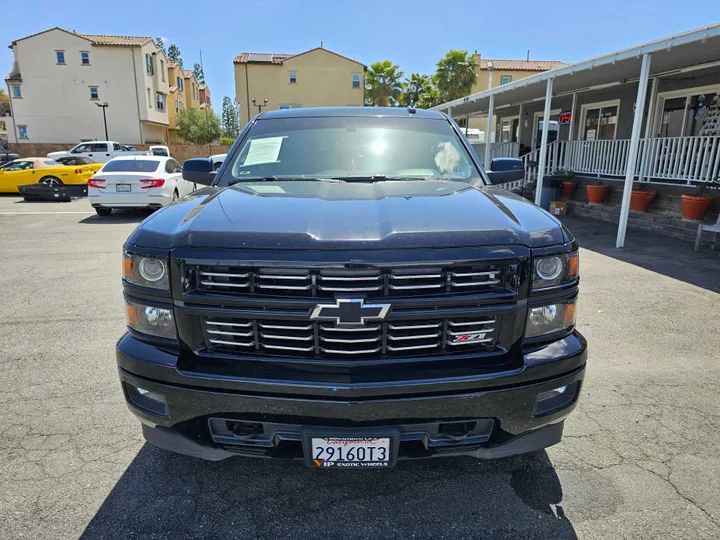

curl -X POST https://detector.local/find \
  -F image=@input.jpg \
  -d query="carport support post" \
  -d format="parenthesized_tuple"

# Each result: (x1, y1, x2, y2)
(534, 78, 554, 206)
(616, 53, 652, 248)
(484, 94, 495, 168)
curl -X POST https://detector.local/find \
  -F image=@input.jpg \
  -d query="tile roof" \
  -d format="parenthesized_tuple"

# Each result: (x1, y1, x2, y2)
(479, 59, 567, 71)
(79, 34, 153, 47)
(9, 27, 154, 48)
(182, 69, 195, 78)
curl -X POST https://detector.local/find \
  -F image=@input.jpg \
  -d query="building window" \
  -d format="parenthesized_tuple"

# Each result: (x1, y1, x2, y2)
(18, 126, 28, 139)
(175, 99, 179, 112)
(500, 75, 512, 85)
(90, 87, 99, 100)
(160, 60, 165, 81)
(56, 51, 65, 64)
(177, 76, 183, 91)
(146, 54, 154, 75)
(352, 73, 361, 89)
(147, 88, 152, 108)
(80, 51, 90, 65)
(11, 85, 21, 98)
(279, 105, 290, 110)
(580, 100, 620, 141)
(156, 93, 166, 111)
(289, 71, 297, 84)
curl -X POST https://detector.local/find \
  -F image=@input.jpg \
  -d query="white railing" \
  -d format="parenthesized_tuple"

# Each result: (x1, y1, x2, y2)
(637, 136, 720, 183)
(553, 136, 720, 184)
(472, 141, 521, 167)
(520, 141, 563, 185)
(491, 141, 520, 159)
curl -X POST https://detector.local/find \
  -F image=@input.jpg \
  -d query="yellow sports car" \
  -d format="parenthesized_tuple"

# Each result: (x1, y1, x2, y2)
(0, 157, 99, 193)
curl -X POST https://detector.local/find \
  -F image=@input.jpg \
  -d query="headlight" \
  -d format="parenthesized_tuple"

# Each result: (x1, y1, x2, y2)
(525, 301, 576, 338)
(123, 252, 169, 290)
(125, 299, 176, 339)
(533, 251, 579, 290)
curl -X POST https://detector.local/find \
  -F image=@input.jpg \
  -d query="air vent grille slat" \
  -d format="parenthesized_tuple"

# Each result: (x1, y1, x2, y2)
(202, 315, 498, 358)
(191, 263, 509, 298)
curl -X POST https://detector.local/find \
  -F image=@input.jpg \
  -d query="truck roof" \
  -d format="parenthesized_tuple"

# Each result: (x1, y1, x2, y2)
(260, 107, 445, 120)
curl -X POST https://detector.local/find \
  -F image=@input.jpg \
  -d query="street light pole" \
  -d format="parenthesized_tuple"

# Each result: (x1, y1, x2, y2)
(251, 97, 268, 114)
(95, 102, 109, 140)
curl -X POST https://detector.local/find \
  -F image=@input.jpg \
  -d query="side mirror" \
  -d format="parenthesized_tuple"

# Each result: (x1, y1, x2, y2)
(486, 157, 525, 185)
(182, 158, 215, 186)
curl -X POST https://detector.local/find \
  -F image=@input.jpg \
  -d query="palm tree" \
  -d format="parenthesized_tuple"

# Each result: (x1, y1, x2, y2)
(434, 50, 478, 103)
(365, 61, 404, 107)
(400, 73, 432, 107)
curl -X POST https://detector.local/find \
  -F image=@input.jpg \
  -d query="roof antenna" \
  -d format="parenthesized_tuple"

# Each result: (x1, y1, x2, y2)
(407, 100, 416, 114)
(320, 40, 323, 48)
(527, 49, 530, 61)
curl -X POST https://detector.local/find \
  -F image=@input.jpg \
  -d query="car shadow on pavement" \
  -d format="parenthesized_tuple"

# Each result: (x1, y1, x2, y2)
(560, 215, 720, 293)
(80, 444, 577, 540)
(78, 210, 153, 225)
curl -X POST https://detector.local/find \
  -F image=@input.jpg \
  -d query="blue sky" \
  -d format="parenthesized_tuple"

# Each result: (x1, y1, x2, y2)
(4, 0, 719, 109)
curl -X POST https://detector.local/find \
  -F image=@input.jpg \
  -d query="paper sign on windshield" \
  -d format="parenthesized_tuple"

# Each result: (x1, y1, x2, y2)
(243, 136, 287, 166)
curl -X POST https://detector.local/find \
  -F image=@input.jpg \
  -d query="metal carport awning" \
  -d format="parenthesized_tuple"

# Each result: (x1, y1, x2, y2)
(431, 23, 720, 248)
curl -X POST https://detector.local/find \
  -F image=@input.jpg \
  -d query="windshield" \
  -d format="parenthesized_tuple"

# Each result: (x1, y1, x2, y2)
(102, 159, 160, 173)
(218, 116, 482, 185)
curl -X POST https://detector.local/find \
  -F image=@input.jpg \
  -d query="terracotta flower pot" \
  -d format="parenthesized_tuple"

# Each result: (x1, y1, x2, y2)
(681, 194, 713, 221)
(586, 184, 609, 204)
(630, 190, 657, 212)
(560, 181, 577, 199)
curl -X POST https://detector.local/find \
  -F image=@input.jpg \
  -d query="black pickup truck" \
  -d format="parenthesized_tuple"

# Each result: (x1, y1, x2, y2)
(117, 107, 586, 467)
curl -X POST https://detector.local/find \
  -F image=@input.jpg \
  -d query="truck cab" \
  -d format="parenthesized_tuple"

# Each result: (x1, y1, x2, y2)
(48, 141, 141, 163)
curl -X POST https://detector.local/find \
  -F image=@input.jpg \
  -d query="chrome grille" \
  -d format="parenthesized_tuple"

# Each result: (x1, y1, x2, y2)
(202, 315, 498, 358)
(189, 263, 509, 298)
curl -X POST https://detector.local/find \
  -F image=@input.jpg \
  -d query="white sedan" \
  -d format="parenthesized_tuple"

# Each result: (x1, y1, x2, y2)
(88, 156, 195, 216)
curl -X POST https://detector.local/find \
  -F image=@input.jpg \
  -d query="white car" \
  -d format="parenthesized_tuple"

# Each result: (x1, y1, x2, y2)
(48, 142, 170, 163)
(210, 153, 227, 170)
(88, 156, 195, 216)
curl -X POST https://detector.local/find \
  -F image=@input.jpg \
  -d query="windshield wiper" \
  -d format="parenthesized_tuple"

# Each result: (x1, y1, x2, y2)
(228, 176, 345, 185)
(331, 174, 429, 182)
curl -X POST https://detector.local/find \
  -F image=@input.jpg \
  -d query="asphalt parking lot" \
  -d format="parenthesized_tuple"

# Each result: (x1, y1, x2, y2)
(0, 195, 719, 540)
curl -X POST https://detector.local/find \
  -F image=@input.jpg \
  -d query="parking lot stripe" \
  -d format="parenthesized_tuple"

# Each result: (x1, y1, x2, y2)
(0, 211, 94, 215)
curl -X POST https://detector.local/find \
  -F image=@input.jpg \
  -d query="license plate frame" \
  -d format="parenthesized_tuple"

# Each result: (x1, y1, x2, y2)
(302, 431, 399, 469)
(116, 184, 131, 192)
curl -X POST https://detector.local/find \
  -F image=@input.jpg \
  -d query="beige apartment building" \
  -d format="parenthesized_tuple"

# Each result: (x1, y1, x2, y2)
(5, 27, 170, 144)
(234, 47, 365, 124)
(465, 56, 566, 141)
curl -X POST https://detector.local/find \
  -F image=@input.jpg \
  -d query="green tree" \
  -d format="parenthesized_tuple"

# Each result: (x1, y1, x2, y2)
(365, 60, 404, 107)
(193, 63, 205, 83)
(0, 89, 9, 116)
(155, 37, 166, 56)
(175, 107, 222, 145)
(417, 78, 441, 109)
(400, 73, 432, 107)
(221, 96, 240, 139)
(167, 44, 183, 67)
(434, 50, 478, 103)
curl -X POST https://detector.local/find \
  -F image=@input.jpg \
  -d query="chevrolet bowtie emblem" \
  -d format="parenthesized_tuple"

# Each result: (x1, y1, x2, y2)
(310, 298, 391, 328)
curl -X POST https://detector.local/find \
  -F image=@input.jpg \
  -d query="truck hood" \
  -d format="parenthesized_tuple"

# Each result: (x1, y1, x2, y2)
(47, 151, 72, 160)
(128, 180, 567, 250)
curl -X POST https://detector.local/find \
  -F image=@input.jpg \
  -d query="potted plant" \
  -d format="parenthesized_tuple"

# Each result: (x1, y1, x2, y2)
(558, 169, 577, 199)
(681, 176, 719, 221)
(586, 181, 609, 204)
(630, 182, 657, 212)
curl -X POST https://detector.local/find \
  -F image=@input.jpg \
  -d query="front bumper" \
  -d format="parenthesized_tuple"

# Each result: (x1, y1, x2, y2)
(116, 332, 587, 461)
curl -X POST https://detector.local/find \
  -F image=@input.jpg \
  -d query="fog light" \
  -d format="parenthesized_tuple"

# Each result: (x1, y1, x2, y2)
(534, 381, 580, 416)
(125, 383, 168, 416)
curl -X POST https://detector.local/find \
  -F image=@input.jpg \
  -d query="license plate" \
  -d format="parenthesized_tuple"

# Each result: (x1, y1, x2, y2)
(116, 184, 131, 192)
(309, 437, 392, 468)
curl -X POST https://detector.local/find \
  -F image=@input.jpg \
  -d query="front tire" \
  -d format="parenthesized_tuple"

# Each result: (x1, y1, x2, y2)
(40, 176, 63, 186)
(95, 207, 112, 216)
